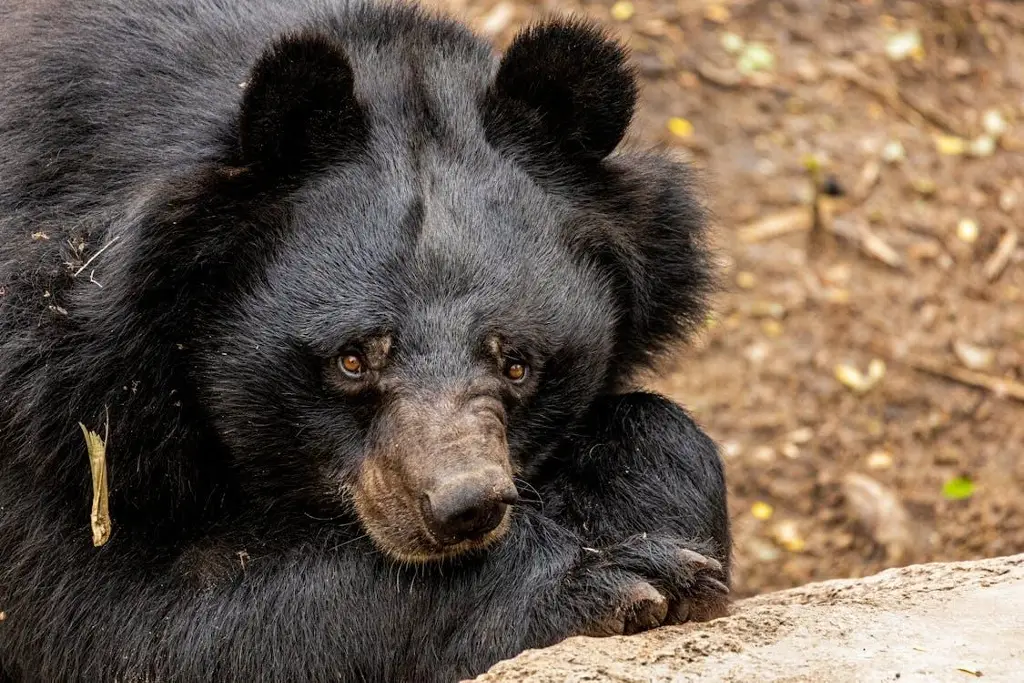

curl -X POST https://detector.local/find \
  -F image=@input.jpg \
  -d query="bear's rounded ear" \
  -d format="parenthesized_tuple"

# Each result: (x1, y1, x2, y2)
(238, 32, 367, 174)
(483, 19, 637, 162)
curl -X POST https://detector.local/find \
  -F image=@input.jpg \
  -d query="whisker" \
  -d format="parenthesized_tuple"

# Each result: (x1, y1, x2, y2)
(328, 533, 370, 553)
(513, 477, 545, 514)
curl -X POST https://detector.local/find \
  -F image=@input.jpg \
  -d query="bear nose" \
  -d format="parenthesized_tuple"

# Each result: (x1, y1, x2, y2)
(422, 473, 519, 546)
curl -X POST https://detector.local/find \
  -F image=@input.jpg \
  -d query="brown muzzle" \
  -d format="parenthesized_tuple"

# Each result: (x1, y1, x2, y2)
(352, 393, 518, 562)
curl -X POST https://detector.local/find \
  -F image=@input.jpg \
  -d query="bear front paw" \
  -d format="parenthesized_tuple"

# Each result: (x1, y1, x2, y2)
(563, 534, 729, 637)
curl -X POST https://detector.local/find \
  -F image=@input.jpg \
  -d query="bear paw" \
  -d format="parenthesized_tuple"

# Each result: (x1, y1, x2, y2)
(567, 534, 729, 637)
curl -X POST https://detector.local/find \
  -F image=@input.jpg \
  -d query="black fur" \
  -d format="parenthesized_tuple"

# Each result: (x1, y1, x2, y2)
(0, 1, 729, 681)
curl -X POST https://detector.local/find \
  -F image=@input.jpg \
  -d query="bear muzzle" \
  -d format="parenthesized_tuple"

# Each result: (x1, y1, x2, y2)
(352, 393, 518, 562)
(421, 469, 519, 546)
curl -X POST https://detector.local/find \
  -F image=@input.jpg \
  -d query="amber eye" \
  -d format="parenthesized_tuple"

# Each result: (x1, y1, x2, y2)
(338, 354, 365, 378)
(503, 361, 528, 383)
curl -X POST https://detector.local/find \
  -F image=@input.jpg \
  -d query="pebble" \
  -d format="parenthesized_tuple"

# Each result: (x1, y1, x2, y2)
(957, 218, 979, 244)
(866, 450, 894, 470)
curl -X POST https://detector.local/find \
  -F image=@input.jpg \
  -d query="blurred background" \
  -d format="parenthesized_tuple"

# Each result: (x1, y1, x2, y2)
(428, 0, 1024, 598)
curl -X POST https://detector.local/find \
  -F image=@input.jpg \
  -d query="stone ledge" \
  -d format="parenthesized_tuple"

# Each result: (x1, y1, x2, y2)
(471, 554, 1024, 682)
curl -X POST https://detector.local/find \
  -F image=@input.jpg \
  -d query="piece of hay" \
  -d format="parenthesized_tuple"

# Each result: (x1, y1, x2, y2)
(80, 415, 111, 547)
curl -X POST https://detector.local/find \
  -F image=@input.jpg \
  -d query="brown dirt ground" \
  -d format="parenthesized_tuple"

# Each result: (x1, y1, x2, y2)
(430, 0, 1024, 598)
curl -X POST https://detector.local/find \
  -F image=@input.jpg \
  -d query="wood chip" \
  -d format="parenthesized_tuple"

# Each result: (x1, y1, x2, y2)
(738, 207, 812, 243)
(983, 229, 1018, 282)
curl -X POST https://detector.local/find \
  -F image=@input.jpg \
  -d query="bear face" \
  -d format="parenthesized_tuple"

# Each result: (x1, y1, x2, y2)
(195, 27, 630, 562)
(203, 110, 622, 562)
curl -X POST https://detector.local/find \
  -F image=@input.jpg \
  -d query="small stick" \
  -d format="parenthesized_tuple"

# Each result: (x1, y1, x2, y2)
(739, 203, 904, 270)
(738, 206, 813, 243)
(908, 356, 1024, 403)
(73, 236, 119, 277)
(983, 228, 1018, 282)
(805, 156, 830, 258)
(824, 60, 966, 137)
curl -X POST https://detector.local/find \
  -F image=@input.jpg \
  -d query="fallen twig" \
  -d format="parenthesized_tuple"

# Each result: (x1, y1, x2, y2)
(804, 157, 834, 258)
(738, 206, 812, 243)
(739, 202, 904, 270)
(907, 356, 1024, 403)
(824, 60, 966, 137)
(983, 228, 1018, 282)
(833, 218, 905, 270)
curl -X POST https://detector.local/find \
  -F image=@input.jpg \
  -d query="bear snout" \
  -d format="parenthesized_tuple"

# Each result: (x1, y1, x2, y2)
(353, 393, 518, 562)
(421, 470, 519, 546)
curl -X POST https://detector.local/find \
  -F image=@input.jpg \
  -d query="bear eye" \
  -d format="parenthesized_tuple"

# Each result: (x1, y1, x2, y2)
(503, 360, 528, 383)
(338, 353, 365, 379)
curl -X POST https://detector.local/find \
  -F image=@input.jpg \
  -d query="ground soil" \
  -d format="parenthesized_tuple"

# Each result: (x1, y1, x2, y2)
(431, 0, 1024, 598)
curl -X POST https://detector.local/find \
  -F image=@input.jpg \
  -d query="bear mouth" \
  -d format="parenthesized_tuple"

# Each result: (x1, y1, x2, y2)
(350, 468, 514, 564)
(363, 507, 513, 565)
(399, 511, 512, 564)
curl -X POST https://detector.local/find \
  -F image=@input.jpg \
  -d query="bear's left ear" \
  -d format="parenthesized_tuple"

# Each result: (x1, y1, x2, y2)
(483, 19, 637, 163)
(238, 32, 367, 174)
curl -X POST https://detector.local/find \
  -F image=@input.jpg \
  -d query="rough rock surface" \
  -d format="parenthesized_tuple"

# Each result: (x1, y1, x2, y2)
(471, 554, 1024, 682)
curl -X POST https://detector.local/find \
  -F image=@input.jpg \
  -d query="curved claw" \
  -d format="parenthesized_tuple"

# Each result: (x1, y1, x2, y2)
(702, 577, 730, 596)
(622, 581, 668, 635)
(677, 548, 723, 575)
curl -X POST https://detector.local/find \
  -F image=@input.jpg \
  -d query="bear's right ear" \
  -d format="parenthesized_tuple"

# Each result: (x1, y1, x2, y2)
(238, 33, 367, 174)
(482, 19, 637, 164)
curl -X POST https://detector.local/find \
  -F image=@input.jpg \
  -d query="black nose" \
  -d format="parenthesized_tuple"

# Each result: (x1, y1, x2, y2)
(422, 475, 519, 546)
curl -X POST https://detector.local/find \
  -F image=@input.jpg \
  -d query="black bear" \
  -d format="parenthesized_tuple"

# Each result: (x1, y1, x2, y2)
(0, 1, 731, 681)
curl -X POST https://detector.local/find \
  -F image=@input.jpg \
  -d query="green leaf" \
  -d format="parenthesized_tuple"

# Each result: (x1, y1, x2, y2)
(942, 476, 975, 501)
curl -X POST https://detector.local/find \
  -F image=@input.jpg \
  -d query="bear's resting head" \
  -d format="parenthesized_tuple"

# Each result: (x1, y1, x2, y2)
(124, 12, 714, 562)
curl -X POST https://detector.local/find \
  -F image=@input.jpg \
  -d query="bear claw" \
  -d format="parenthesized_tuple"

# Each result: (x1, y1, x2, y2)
(621, 581, 668, 635)
(677, 548, 722, 575)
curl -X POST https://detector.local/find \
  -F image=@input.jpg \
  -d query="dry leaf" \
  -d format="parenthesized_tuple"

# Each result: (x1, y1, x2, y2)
(957, 218, 979, 244)
(667, 117, 694, 139)
(80, 418, 112, 547)
(735, 271, 757, 289)
(866, 450, 894, 470)
(952, 340, 994, 371)
(983, 109, 1007, 137)
(969, 135, 996, 158)
(610, 1, 634, 21)
(935, 135, 967, 156)
(751, 501, 774, 520)
(771, 520, 806, 552)
(886, 30, 922, 61)
(835, 359, 886, 394)
(881, 139, 905, 163)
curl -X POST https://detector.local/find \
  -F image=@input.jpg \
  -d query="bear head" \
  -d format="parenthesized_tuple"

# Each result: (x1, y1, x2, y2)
(125, 13, 714, 563)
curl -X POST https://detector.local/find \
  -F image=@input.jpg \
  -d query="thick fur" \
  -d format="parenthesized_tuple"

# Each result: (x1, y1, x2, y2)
(0, 1, 729, 681)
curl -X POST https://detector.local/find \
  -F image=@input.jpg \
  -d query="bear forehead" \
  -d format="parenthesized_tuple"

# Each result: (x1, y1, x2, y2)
(277, 170, 592, 310)
(281, 132, 582, 284)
